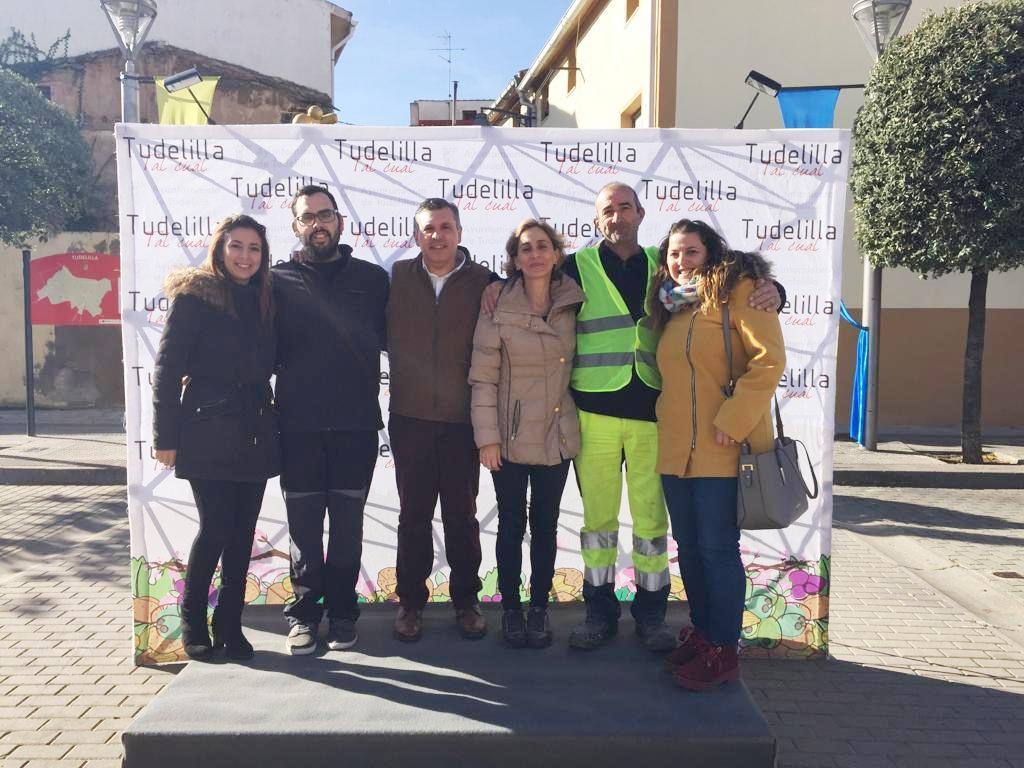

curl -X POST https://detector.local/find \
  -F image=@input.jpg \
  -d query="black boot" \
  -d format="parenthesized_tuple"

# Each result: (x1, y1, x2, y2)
(179, 601, 213, 661)
(212, 604, 254, 660)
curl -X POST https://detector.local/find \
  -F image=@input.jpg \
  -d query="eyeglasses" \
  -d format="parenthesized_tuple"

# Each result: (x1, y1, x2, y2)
(295, 209, 338, 225)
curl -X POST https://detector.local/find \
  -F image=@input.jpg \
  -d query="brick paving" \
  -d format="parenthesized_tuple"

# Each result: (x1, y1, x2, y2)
(0, 484, 1023, 767)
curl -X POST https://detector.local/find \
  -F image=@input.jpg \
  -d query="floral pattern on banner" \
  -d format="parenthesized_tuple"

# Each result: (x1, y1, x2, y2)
(133, 541, 829, 664)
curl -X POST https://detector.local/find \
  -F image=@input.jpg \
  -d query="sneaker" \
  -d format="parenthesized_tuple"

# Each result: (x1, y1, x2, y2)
(326, 618, 358, 651)
(285, 622, 318, 656)
(674, 639, 740, 691)
(526, 607, 552, 649)
(568, 613, 617, 650)
(455, 603, 488, 640)
(665, 626, 703, 671)
(635, 619, 676, 652)
(501, 609, 527, 648)
(393, 606, 423, 643)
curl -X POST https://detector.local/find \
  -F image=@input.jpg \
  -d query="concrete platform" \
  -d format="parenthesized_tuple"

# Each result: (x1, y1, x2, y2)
(124, 604, 776, 768)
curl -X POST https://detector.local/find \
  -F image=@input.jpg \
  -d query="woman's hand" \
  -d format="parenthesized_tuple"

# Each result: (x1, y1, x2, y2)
(155, 449, 177, 469)
(479, 444, 502, 471)
(714, 428, 737, 447)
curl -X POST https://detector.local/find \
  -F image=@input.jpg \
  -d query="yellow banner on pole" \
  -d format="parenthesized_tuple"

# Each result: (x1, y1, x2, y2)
(155, 76, 219, 125)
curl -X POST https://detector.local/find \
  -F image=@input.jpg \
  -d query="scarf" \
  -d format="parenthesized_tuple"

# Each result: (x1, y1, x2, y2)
(658, 276, 702, 313)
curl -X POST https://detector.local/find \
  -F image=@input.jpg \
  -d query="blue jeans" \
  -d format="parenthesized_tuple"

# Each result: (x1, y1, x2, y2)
(661, 476, 744, 645)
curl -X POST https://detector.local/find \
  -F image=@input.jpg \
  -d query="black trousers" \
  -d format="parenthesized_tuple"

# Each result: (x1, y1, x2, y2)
(491, 459, 571, 610)
(184, 479, 267, 627)
(280, 430, 378, 624)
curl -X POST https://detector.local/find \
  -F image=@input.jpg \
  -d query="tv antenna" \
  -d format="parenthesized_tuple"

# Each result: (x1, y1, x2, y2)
(431, 31, 465, 100)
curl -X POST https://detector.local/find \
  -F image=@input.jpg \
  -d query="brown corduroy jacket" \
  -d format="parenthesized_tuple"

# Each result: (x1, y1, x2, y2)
(386, 252, 493, 424)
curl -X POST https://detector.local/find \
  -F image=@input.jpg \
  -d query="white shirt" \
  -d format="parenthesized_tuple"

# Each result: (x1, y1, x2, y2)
(421, 253, 465, 299)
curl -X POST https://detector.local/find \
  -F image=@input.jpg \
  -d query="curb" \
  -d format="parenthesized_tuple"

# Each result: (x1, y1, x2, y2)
(835, 469, 1024, 490)
(0, 467, 127, 486)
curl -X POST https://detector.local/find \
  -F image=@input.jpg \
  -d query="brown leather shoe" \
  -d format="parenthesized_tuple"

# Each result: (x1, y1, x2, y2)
(393, 606, 422, 642)
(455, 604, 487, 639)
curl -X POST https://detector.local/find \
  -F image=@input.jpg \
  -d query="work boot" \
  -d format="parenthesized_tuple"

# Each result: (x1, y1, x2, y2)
(568, 611, 617, 650)
(635, 618, 676, 652)
(674, 639, 740, 691)
(455, 603, 487, 640)
(664, 626, 703, 671)
(393, 606, 423, 643)
(501, 609, 527, 648)
(526, 607, 553, 649)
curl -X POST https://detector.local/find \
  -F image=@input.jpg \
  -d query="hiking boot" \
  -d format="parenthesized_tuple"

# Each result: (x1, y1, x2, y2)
(455, 603, 487, 640)
(501, 609, 527, 648)
(568, 613, 617, 650)
(526, 607, 553, 649)
(665, 626, 703, 671)
(326, 618, 358, 651)
(285, 622, 318, 656)
(674, 639, 740, 691)
(635, 619, 676, 653)
(393, 606, 422, 643)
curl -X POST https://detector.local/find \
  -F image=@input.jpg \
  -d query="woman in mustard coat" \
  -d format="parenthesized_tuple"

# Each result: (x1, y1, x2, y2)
(650, 219, 785, 691)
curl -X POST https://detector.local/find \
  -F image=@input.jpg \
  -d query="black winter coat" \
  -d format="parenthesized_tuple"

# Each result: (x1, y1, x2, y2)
(152, 268, 280, 481)
(272, 245, 389, 432)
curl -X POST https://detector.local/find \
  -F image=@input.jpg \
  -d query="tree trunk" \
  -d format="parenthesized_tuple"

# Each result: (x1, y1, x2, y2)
(961, 270, 988, 464)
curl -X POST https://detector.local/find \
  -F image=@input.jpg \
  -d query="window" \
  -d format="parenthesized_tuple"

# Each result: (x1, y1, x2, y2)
(626, 0, 639, 21)
(36, 85, 52, 100)
(461, 109, 477, 120)
(541, 82, 550, 120)
(567, 46, 577, 93)
(621, 93, 643, 128)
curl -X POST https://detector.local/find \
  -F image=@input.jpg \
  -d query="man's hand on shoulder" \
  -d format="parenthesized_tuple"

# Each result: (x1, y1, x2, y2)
(480, 281, 504, 316)
(749, 278, 782, 313)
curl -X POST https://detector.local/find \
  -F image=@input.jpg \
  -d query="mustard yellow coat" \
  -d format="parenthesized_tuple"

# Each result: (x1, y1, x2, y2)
(655, 278, 786, 478)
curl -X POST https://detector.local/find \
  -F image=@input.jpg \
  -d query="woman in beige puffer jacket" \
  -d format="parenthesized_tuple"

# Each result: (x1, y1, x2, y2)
(469, 219, 584, 649)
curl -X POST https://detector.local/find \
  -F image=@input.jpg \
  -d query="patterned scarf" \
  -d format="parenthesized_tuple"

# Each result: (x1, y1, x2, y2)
(658, 276, 702, 313)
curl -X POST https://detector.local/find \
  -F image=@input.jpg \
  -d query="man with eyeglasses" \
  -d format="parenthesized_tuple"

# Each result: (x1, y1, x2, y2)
(272, 184, 389, 655)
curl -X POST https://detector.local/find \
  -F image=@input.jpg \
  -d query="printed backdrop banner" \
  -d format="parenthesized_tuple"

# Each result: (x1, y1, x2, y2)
(115, 125, 849, 664)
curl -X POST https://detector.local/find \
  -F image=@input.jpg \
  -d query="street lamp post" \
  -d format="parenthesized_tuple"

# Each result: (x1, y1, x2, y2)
(100, 0, 158, 122)
(850, 0, 911, 451)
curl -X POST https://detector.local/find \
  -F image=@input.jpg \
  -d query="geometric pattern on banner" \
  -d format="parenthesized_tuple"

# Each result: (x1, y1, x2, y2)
(115, 125, 850, 663)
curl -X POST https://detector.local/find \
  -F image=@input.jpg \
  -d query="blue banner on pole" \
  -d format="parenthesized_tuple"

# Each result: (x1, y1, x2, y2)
(839, 301, 868, 445)
(777, 88, 840, 129)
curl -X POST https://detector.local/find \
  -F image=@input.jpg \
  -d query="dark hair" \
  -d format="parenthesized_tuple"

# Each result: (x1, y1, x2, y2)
(647, 218, 732, 331)
(203, 214, 274, 323)
(501, 219, 566, 284)
(289, 184, 338, 216)
(413, 197, 461, 230)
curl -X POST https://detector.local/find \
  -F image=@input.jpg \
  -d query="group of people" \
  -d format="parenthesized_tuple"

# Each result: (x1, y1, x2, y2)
(152, 181, 786, 692)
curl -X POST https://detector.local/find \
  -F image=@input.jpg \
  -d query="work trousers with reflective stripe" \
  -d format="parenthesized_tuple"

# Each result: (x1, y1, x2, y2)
(281, 430, 378, 625)
(574, 409, 670, 624)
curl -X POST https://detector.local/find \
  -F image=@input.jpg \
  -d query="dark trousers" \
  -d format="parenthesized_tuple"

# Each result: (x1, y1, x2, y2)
(184, 479, 267, 628)
(661, 475, 744, 645)
(281, 430, 378, 625)
(390, 414, 482, 610)
(491, 459, 570, 610)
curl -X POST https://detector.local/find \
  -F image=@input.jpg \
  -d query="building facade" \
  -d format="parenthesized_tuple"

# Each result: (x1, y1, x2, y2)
(489, 0, 1023, 431)
(410, 99, 493, 126)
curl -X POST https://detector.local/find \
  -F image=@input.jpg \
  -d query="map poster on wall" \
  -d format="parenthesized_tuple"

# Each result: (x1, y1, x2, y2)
(30, 252, 120, 326)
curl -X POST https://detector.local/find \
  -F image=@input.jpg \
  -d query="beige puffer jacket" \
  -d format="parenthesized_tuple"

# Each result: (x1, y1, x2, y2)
(469, 275, 585, 466)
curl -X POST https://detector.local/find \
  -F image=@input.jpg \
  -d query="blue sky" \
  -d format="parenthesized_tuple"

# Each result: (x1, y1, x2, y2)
(333, 0, 572, 126)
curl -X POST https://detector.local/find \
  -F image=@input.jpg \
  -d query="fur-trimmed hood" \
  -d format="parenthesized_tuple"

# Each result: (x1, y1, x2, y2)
(163, 267, 230, 312)
(730, 249, 775, 282)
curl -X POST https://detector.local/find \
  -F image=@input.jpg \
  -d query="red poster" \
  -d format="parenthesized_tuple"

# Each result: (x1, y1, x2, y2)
(30, 252, 120, 326)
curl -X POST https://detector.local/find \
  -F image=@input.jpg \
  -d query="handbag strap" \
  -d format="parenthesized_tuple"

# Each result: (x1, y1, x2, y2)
(720, 303, 786, 440)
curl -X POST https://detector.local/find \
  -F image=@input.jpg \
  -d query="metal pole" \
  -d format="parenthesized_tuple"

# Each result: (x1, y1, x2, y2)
(862, 260, 882, 449)
(121, 57, 139, 122)
(22, 249, 36, 437)
(451, 79, 458, 126)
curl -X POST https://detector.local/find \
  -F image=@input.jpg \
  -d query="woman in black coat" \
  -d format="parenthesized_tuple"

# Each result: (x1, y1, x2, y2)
(152, 214, 280, 661)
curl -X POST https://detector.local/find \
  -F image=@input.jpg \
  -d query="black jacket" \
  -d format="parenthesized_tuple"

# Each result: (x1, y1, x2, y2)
(152, 268, 280, 481)
(272, 245, 389, 432)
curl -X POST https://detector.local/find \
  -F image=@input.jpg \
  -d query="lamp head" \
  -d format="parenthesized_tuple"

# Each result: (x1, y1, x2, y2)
(744, 70, 782, 98)
(851, 0, 912, 59)
(100, 0, 158, 58)
(162, 67, 202, 93)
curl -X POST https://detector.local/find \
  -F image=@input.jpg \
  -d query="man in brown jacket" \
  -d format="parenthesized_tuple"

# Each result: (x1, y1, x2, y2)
(387, 198, 495, 642)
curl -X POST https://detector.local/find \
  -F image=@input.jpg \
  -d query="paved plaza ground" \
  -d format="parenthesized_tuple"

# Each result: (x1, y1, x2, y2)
(0, 475, 1023, 765)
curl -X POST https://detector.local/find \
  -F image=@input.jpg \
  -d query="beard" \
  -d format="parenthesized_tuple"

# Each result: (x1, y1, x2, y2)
(302, 227, 341, 262)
